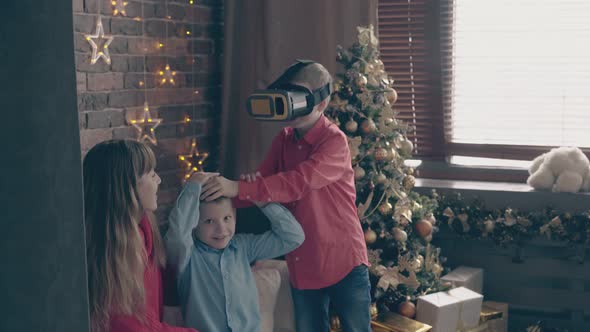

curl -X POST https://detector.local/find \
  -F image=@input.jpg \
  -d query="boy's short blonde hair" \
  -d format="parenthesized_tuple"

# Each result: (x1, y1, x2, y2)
(289, 62, 333, 94)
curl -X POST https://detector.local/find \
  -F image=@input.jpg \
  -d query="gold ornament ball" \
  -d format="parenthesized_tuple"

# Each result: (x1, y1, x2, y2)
(400, 139, 414, 155)
(354, 166, 366, 180)
(385, 88, 398, 104)
(415, 219, 433, 238)
(403, 175, 416, 190)
(374, 147, 389, 161)
(365, 63, 375, 73)
(411, 256, 423, 271)
(379, 202, 393, 215)
(374, 59, 384, 70)
(387, 148, 398, 161)
(424, 234, 433, 242)
(364, 229, 377, 244)
(392, 227, 408, 242)
(376, 172, 388, 184)
(384, 117, 395, 126)
(368, 76, 379, 87)
(370, 303, 379, 319)
(398, 301, 416, 318)
(361, 119, 377, 134)
(334, 80, 343, 92)
(432, 263, 443, 276)
(356, 74, 368, 87)
(345, 120, 358, 133)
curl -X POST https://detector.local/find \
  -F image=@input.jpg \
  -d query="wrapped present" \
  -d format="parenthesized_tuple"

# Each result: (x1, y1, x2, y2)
(441, 266, 484, 293)
(371, 311, 432, 332)
(416, 287, 483, 332)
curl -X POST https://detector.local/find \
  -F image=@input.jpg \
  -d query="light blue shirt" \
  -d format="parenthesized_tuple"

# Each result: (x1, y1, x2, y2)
(164, 182, 305, 332)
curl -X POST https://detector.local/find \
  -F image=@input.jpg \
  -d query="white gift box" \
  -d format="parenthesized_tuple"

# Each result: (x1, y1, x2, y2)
(416, 287, 483, 332)
(441, 266, 484, 294)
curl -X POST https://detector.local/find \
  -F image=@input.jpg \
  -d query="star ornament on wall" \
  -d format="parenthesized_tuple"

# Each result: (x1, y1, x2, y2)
(178, 138, 209, 180)
(85, 16, 114, 65)
(158, 64, 177, 85)
(130, 102, 162, 145)
(112, 0, 129, 16)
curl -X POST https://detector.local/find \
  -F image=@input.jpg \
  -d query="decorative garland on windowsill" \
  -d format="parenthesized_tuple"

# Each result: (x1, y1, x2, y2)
(430, 191, 590, 262)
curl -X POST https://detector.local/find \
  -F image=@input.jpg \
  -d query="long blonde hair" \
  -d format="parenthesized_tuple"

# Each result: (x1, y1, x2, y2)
(83, 140, 166, 332)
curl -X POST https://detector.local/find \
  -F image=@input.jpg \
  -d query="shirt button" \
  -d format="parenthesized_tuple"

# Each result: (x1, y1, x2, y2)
(298, 145, 302, 150)
(267, 198, 271, 202)
(246, 195, 251, 199)
(295, 257, 300, 262)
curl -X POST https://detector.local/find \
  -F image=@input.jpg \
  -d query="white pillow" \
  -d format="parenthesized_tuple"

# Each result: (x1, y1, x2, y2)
(254, 260, 296, 332)
(253, 267, 281, 332)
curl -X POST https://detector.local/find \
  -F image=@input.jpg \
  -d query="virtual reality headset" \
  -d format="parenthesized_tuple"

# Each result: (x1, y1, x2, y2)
(246, 60, 332, 121)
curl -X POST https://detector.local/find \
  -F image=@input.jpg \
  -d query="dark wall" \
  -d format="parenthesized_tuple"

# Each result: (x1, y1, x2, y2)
(0, 1, 90, 331)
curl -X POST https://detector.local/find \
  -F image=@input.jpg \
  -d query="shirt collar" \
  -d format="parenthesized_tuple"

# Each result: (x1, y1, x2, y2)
(298, 115, 330, 145)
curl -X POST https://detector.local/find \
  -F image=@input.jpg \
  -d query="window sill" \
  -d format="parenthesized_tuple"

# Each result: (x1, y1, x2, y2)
(414, 178, 590, 213)
(415, 160, 529, 182)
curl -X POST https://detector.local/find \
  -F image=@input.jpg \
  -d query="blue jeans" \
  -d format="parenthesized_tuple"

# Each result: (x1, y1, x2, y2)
(291, 265, 371, 332)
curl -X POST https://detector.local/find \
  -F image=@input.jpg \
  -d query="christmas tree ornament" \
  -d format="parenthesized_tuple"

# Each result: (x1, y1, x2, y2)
(395, 208, 412, 226)
(368, 76, 379, 87)
(424, 213, 436, 225)
(364, 229, 377, 244)
(333, 80, 343, 92)
(374, 147, 389, 161)
(345, 120, 358, 133)
(357, 24, 379, 47)
(370, 302, 379, 319)
(130, 102, 162, 145)
(406, 167, 415, 176)
(379, 202, 393, 216)
(376, 172, 388, 184)
(85, 16, 114, 65)
(400, 138, 414, 155)
(398, 301, 416, 318)
(411, 255, 424, 271)
(354, 166, 366, 180)
(348, 137, 362, 159)
(361, 118, 377, 134)
(385, 88, 398, 104)
(356, 74, 368, 88)
(415, 219, 433, 238)
(393, 227, 407, 243)
(403, 175, 416, 190)
(387, 147, 398, 161)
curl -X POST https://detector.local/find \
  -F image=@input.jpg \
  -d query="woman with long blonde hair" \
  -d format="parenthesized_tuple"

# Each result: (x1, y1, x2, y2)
(83, 140, 197, 332)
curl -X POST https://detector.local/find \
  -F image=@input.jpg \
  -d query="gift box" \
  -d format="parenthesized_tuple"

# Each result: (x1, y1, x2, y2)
(371, 311, 432, 332)
(441, 266, 484, 294)
(416, 287, 483, 332)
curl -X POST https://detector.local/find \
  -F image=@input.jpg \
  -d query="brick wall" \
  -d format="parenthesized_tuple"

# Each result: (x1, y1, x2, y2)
(74, 0, 223, 220)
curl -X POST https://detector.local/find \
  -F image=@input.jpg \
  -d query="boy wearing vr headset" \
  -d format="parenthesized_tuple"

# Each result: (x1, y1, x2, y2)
(201, 61, 371, 332)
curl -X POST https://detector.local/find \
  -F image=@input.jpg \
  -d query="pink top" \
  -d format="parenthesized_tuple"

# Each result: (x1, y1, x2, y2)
(108, 214, 197, 332)
(238, 115, 368, 289)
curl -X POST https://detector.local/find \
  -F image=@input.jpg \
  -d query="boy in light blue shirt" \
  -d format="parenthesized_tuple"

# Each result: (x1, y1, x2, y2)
(165, 172, 305, 332)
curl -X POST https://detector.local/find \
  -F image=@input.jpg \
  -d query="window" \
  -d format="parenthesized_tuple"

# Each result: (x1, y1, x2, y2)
(379, 0, 590, 163)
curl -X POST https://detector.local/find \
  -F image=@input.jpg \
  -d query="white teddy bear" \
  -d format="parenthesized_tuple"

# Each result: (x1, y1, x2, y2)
(527, 146, 590, 193)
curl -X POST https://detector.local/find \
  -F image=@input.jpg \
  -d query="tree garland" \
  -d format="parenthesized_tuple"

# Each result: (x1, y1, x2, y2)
(432, 191, 590, 256)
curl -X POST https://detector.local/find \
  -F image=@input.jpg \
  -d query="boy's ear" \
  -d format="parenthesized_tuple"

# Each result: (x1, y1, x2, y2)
(316, 99, 329, 113)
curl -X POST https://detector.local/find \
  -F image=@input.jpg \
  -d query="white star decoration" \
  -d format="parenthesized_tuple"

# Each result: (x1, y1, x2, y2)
(131, 102, 162, 145)
(85, 16, 114, 65)
(112, 0, 129, 16)
(158, 64, 177, 85)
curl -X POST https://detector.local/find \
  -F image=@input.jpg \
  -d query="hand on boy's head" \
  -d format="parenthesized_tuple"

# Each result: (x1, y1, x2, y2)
(188, 172, 219, 185)
(200, 175, 239, 201)
(239, 171, 261, 183)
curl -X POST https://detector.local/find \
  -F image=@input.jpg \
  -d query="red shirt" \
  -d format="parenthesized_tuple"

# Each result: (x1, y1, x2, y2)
(238, 115, 368, 289)
(109, 215, 197, 332)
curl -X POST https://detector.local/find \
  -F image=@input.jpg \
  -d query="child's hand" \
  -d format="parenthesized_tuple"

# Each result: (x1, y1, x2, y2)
(188, 172, 219, 185)
(200, 176, 239, 201)
(240, 171, 261, 183)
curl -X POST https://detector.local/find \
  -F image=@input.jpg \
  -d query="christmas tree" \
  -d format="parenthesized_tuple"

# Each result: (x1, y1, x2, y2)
(326, 25, 448, 318)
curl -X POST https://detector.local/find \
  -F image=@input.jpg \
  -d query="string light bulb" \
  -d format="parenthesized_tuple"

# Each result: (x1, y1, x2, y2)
(130, 102, 162, 145)
(85, 16, 114, 65)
